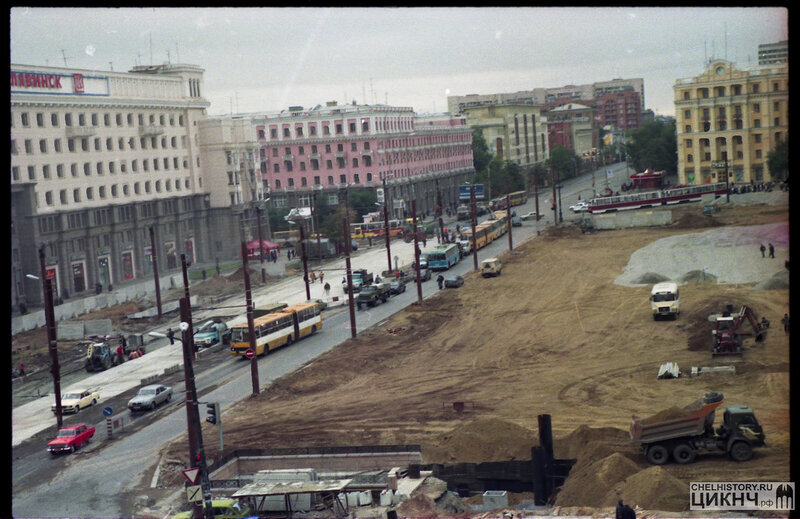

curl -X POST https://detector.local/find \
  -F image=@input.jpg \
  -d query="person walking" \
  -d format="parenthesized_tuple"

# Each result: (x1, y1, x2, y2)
(781, 313, 790, 335)
(324, 282, 330, 296)
(319, 271, 324, 284)
(437, 274, 444, 289)
(309, 270, 316, 283)
(18, 362, 25, 377)
(760, 244, 766, 258)
(769, 243, 775, 258)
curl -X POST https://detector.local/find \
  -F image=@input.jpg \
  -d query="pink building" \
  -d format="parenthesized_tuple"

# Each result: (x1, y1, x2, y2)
(254, 102, 474, 218)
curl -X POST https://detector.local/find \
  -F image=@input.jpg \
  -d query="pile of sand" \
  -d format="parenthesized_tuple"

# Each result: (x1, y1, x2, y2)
(754, 270, 790, 290)
(555, 425, 631, 460)
(607, 466, 689, 511)
(555, 452, 641, 507)
(681, 269, 718, 283)
(396, 493, 444, 518)
(634, 272, 670, 284)
(422, 419, 537, 464)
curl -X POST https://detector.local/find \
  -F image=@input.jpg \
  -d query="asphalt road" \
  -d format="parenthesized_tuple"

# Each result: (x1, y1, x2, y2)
(11, 162, 628, 518)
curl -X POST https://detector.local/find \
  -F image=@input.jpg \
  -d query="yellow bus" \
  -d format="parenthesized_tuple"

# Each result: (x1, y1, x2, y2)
(273, 229, 299, 245)
(461, 223, 491, 250)
(229, 301, 322, 357)
(509, 190, 528, 207)
(350, 220, 404, 240)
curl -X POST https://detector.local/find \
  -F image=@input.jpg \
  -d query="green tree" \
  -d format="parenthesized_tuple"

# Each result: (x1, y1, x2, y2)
(472, 128, 492, 178)
(767, 138, 788, 181)
(625, 119, 677, 173)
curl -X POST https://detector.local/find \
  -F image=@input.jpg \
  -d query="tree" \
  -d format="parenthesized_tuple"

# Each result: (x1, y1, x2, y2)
(625, 119, 677, 174)
(472, 128, 492, 178)
(767, 138, 788, 181)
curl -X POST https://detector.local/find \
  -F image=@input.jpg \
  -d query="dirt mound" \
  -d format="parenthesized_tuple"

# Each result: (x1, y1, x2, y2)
(681, 269, 718, 283)
(671, 210, 724, 229)
(760, 372, 790, 403)
(606, 465, 688, 511)
(633, 272, 670, 284)
(422, 419, 537, 464)
(396, 493, 444, 518)
(556, 452, 641, 507)
(754, 270, 790, 290)
(225, 267, 263, 283)
(638, 406, 687, 425)
(555, 425, 630, 460)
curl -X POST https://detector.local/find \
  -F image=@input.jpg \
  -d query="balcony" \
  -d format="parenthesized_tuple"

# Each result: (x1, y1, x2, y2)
(138, 125, 165, 136)
(65, 126, 97, 138)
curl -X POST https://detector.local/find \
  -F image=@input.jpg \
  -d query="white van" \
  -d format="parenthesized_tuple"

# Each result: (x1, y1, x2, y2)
(480, 258, 502, 277)
(651, 282, 679, 320)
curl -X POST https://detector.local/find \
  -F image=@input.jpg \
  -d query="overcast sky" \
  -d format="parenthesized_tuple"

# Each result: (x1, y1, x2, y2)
(10, 7, 787, 117)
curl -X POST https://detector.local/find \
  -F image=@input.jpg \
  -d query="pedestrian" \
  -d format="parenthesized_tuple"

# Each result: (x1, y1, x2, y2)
(760, 244, 766, 258)
(621, 503, 636, 519)
(781, 313, 790, 335)
(395, 270, 400, 280)
(309, 270, 316, 283)
(18, 362, 25, 377)
(324, 282, 330, 296)
(319, 271, 324, 284)
(423, 236, 427, 247)
(437, 274, 444, 289)
(375, 275, 381, 284)
(769, 243, 775, 258)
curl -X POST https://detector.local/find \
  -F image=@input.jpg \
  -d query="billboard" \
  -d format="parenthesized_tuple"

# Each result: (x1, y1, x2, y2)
(459, 184, 485, 200)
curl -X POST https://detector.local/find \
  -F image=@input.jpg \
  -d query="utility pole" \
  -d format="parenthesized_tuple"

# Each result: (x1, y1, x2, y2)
(550, 168, 558, 224)
(412, 200, 422, 303)
(382, 177, 392, 273)
(180, 254, 196, 362)
(240, 242, 260, 395)
(506, 192, 513, 250)
(38, 247, 62, 428)
(342, 217, 357, 339)
(298, 222, 310, 301)
(470, 185, 478, 271)
(256, 206, 266, 283)
(149, 226, 163, 319)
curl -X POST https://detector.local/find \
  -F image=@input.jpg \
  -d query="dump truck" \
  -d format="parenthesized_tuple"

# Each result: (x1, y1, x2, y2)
(84, 334, 130, 372)
(630, 392, 765, 465)
(345, 269, 373, 293)
(712, 305, 766, 357)
(356, 282, 391, 309)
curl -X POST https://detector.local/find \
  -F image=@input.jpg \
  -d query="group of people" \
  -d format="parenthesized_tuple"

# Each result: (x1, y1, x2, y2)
(307, 270, 325, 284)
(759, 243, 776, 258)
(729, 180, 787, 194)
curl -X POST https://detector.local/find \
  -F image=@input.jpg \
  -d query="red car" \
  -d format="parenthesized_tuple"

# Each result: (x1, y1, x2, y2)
(47, 423, 95, 455)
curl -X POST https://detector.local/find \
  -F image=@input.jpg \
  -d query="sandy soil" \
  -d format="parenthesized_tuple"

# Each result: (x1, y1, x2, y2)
(153, 200, 791, 513)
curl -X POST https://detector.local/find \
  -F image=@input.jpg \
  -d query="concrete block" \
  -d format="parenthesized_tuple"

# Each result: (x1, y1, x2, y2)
(58, 321, 85, 340)
(380, 489, 394, 506)
(358, 491, 373, 506)
(483, 490, 508, 509)
(346, 492, 360, 507)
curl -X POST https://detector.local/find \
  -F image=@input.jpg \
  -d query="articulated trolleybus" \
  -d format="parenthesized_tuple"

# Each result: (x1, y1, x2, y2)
(588, 182, 727, 214)
(230, 301, 322, 357)
(425, 243, 460, 270)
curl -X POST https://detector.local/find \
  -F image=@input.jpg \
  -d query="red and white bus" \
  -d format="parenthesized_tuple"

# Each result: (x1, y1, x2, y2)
(588, 183, 727, 214)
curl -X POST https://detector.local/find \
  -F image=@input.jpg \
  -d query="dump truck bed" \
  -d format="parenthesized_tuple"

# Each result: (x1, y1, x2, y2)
(631, 397, 724, 444)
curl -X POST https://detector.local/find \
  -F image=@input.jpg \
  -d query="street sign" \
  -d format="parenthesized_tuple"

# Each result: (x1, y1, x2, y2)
(376, 187, 384, 204)
(102, 406, 113, 417)
(245, 349, 255, 359)
(459, 184, 484, 200)
(182, 467, 200, 485)
(186, 485, 202, 503)
(606, 169, 613, 179)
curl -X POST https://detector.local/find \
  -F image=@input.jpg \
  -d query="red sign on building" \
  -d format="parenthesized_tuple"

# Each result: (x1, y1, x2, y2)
(72, 73, 84, 94)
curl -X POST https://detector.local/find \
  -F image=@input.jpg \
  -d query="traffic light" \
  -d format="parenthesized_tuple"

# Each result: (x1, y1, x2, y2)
(166, 328, 175, 345)
(205, 402, 219, 424)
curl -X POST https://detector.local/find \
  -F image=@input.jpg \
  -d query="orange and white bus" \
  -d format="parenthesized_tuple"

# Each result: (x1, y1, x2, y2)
(229, 301, 322, 357)
(350, 219, 404, 240)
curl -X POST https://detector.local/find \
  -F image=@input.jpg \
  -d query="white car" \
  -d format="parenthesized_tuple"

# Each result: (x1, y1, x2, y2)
(52, 389, 100, 414)
(519, 211, 537, 221)
(570, 201, 590, 213)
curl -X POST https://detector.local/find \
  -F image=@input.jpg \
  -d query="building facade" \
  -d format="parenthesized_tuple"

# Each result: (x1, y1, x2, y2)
(459, 102, 550, 171)
(758, 40, 788, 66)
(447, 77, 645, 115)
(545, 102, 599, 156)
(594, 90, 642, 132)
(231, 102, 475, 219)
(11, 63, 213, 308)
(674, 60, 789, 185)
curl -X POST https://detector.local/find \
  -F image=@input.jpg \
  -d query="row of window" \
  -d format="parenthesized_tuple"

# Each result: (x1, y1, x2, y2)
(681, 116, 780, 134)
(12, 133, 188, 155)
(41, 178, 193, 207)
(38, 200, 195, 235)
(12, 156, 196, 181)
(257, 117, 416, 141)
(679, 80, 784, 100)
(13, 110, 186, 129)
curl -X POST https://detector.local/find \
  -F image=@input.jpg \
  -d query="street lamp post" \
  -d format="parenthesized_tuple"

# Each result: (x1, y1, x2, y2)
(30, 249, 62, 427)
(382, 176, 393, 274)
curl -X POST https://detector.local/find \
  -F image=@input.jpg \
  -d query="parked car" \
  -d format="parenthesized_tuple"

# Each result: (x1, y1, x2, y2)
(520, 211, 537, 221)
(172, 498, 253, 519)
(127, 384, 173, 412)
(47, 423, 95, 455)
(511, 215, 522, 227)
(52, 389, 100, 414)
(415, 268, 432, 282)
(389, 279, 406, 295)
(480, 257, 503, 277)
(570, 200, 589, 213)
(444, 274, 465, 288)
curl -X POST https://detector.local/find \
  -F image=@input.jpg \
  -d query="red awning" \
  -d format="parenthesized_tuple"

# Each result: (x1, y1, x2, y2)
(246, 240, 281, 254)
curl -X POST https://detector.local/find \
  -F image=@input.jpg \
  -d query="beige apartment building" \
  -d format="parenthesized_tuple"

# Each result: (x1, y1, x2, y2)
(459, 102, 550, 168)
(674, 60, 788, 185)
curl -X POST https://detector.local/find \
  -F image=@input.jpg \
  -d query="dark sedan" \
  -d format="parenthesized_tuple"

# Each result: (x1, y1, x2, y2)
(444, 274, 464, 288)
(389, 279, 406, 294)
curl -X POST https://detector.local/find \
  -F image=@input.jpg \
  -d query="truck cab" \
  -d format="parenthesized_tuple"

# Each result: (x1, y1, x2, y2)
(651, 282, 679, 320)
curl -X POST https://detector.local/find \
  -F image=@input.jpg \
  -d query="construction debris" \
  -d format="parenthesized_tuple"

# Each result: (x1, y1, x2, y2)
(657, 362, 680, 379)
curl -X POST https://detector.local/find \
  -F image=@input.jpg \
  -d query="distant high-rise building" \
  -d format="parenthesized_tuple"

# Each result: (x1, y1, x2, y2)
(758, 40, 788, 65)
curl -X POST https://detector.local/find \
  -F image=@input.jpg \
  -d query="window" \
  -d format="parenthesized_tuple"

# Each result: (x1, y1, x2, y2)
(21, 113, 29, 127)
(36, 113, 44, 127)
(51, 113, 59, 126)
(40, 139, 47, 153)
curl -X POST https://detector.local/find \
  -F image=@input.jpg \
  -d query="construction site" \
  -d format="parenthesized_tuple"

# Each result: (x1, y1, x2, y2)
(144, 195, 790, 517)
